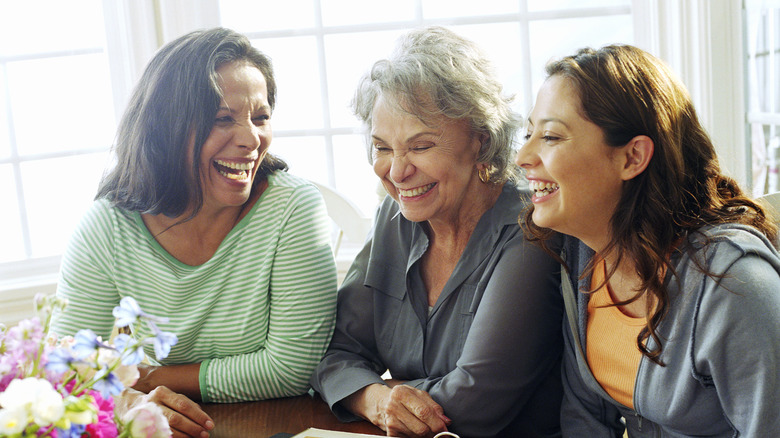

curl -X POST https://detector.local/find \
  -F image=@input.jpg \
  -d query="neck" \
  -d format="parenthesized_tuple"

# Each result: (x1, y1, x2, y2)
(425, 183, 502, 248)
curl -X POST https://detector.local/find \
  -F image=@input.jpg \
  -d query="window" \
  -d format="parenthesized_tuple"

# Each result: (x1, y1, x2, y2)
(0, 0, 115, 271)
(746, 0, 780, 196)
(2, 0, 638, 323)
(217, 0, 633, 217)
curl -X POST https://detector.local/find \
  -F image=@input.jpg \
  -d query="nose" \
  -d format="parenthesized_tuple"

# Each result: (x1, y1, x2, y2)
(236, 122, 266, 151)
(388, 153, 414, 184)
(515, 137, 537, 169)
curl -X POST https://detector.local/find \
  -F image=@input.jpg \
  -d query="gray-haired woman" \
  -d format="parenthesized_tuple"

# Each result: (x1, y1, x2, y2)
(311, 26, 563, 438)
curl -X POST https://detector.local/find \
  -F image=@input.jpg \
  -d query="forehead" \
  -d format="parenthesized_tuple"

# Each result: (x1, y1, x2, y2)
(216, 61, 267, 99)
(530, 75, 583, 122)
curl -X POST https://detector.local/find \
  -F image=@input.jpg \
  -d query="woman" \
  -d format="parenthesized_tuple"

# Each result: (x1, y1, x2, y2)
(52, 28, 338, 437)
(517, 44, 780, 437)
(310, 26, 563, 438)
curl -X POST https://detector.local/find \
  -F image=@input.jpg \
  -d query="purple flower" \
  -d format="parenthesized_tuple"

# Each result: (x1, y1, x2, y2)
(112, 297, 146, 328)
(152, 331, 178, 361)
(72, 329, 109, 360)
(113, 334, 145, 366)
(46, 348, 78, 374)
(92, 367, 124, 399)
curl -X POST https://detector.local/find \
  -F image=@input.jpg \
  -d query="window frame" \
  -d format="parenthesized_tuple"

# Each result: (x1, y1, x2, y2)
(0, 0, 747, 325)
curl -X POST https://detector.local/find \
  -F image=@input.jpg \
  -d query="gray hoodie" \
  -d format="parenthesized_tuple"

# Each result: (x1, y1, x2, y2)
(560, 224, 780, 437)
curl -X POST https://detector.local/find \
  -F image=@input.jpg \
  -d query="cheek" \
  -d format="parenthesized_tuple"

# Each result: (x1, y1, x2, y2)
(373, 157, 390, 178)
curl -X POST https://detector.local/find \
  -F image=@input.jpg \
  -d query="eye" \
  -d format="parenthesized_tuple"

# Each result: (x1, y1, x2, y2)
(542, 135, 560, 142)
(215, 116, 234, 124)
(253, 114, 271, 125)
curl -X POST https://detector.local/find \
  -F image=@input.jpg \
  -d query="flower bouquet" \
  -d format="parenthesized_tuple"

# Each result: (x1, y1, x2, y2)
(0, 294, 178, 437)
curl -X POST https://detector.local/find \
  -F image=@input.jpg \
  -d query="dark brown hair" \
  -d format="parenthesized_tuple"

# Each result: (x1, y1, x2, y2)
(97, 27, 287, 217)
(523, 44, 778, 364)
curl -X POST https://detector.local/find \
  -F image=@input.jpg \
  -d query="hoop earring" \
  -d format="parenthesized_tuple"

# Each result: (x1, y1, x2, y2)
(478, 167, 491, 183)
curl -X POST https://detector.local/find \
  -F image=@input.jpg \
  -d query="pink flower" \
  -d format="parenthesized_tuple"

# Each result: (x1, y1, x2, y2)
(83, 390, 118, 438)
(122, 402, 171, 438)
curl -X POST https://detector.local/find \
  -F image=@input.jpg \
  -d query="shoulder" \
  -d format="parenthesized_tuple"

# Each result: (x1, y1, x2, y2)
(263, 172, 325, 210)
(684, 224, 780, 276)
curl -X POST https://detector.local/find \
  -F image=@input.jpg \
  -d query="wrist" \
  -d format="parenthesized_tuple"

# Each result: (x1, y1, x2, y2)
(132, 364, 157, 393)
(347, 383, 389, 426)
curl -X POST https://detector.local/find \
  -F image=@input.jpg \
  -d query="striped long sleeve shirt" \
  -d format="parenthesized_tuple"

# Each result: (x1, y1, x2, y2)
(51, 171, 338, 402)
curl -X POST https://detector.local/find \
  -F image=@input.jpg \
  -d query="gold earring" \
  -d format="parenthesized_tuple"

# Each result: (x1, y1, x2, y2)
(478, 167, 491, 183)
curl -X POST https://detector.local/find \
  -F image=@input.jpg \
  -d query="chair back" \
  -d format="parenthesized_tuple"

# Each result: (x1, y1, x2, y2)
(311, 181, 373, 257)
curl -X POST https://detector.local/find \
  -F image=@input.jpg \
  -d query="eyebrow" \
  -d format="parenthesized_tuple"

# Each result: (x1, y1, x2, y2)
(527, 117, 570, 129)
(217, 104, 271, 113)
(371, 130, 439, 144)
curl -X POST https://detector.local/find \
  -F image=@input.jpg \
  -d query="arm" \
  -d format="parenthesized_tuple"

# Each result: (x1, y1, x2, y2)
(52, 202, 213, 438)
(198, 184, 338, 402)
(51, 201, 119, 340)
(309, 234, 390, 419)
(404, 235, 565, 436)
(311, 236, 450, 437)
(696, 253, 780, 435)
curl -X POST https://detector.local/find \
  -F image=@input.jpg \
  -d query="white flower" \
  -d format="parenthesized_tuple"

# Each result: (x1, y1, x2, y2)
(0, 406, 27, 435)
(123, 402, 172, 438)
(0, 377, 65, 427)
(97, 347, 140, 387)
(31, 383, 65, 426)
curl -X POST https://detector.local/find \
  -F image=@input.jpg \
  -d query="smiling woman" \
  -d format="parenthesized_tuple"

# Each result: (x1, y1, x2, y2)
(50, 28, 338, 438)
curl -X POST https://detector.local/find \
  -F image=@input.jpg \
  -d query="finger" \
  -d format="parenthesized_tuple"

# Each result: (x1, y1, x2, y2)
(148, 387, 214, 436)
(388, 387, 448, 435)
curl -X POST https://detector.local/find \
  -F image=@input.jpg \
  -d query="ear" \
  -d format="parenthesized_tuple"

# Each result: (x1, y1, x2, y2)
(472, 132, 489, 156)
(618, 135, 654, 181)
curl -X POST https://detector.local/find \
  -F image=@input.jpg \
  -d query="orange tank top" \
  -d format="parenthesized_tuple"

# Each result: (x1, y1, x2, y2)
(586, 259, 646, 408)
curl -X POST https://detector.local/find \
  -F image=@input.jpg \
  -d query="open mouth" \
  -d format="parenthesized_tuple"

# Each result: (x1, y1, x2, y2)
(398, 182, 436, 198)
(529, 180, 559, 198)
(213, 159, 253, 181)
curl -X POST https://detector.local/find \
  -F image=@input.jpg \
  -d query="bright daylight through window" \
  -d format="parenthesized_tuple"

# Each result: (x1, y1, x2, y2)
(1, 0, 632, 312)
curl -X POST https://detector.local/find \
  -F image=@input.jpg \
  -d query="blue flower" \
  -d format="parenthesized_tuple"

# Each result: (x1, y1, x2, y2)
(72, 329, 108, 359)
(152, 331, 178, 361)
(46, 348, 77, 373)
(114, 333, 145, 365)
(92, 366, 124, 399)
(112, 296, 145, 327)
(57, 423, 86, 438)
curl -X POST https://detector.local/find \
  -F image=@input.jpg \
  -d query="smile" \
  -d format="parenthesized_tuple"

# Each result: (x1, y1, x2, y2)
(529, 180, 559, 197)
(398, 183, 436, 198)
(214, 159, 254, 181)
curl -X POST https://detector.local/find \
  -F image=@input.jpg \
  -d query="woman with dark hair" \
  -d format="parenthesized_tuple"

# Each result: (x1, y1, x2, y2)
(52, 28, 337, 437)
(517, 44, 780, 436)
(311, 26, 563, 438)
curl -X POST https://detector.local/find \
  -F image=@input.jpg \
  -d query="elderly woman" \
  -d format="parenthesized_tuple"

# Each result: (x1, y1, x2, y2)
(517, 44, 780, 436)
(310, 26, 563, 438)
(52, 28, 337, 438)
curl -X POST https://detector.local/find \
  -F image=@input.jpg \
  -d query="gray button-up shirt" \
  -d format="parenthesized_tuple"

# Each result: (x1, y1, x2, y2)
(311, 183, 564, 437)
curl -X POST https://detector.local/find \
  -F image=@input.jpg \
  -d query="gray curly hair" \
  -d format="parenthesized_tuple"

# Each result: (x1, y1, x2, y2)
(352, 26, 521, 183)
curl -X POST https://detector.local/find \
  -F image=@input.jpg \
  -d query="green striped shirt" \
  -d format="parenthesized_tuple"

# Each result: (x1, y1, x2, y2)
(52, 171, 338, 402)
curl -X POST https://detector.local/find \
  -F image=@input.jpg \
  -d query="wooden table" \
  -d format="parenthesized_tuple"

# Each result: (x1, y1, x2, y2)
(200, 394, 384, 437)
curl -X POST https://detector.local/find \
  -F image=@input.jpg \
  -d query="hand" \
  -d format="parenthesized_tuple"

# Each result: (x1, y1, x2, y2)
(347, 384, 451, 438)
(119, 387, 215, 438)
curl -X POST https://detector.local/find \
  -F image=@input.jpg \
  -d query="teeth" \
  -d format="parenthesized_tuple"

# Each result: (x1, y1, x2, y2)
(215, 159, 253, 171)
(218, 169, 249, 180)
(529, 180, 559, 196)
(398, 183, 435, 197)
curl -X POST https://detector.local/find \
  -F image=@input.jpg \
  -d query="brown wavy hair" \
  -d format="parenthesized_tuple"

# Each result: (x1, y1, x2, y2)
(523, 44, 778, 364)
